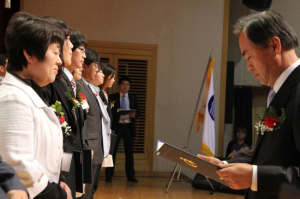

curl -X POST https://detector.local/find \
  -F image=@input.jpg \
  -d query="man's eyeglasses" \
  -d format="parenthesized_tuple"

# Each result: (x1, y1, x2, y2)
(91, 62, 98, 69)
(78, 47, 86, 54)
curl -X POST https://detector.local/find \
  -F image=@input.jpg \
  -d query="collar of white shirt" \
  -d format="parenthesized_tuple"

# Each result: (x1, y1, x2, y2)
(120, 92, 128, 98)
(273, 59, 300, 93)
(81, 77, 89, 86)
(62, 67, 73, 81)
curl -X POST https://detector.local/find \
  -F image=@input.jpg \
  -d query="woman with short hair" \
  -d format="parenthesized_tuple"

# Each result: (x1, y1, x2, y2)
(0, 12, 71, 199)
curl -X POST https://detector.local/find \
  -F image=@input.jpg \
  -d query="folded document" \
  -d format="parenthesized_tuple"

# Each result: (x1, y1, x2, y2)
(156, 140, 228, 186)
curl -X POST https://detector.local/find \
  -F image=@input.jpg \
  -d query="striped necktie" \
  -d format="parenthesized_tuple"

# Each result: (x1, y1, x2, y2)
(70, 79, 76, 97)
(267, 87, 276, 108)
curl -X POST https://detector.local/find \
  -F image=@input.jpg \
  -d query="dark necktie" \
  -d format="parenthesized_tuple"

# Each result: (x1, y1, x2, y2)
(267, 87, 276, 107)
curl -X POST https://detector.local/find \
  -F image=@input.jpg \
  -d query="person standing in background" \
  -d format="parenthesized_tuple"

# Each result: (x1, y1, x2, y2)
(105, 75, 140, 183)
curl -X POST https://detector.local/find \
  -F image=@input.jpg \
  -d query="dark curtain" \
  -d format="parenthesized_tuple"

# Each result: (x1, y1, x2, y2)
(233, 86, 252, 146)
(0, 0, 20, 53)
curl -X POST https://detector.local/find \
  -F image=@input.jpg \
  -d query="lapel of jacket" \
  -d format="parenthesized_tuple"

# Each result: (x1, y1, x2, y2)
(252, 66, 300, 161)
(128, 93, 134, 109)
(115, 93, 121, 109)
(53, 79, 77, 122)
(62, 72, 75, 98)
(99, 91, 110, 121)
(79, 79, 101, 110)
(99, 97, 110, 122)
(3, 73, 47, 108)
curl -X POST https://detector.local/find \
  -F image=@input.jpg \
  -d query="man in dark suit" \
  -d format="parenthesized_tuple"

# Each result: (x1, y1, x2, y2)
(0, 155, 28, 199)
(198, 10, 300, 198)
(105, 75, 140, 182)
(76, 48, 103, 199)
(52, 29, 90, 198)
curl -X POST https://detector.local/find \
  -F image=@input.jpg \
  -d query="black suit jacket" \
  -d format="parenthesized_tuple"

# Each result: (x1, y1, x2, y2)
(52, 72, 89, 198)
(109, 92, 140, 137)
(52, 72, 88, 152)
(77, 79, 104, 165)
(228, 66, 300, 199)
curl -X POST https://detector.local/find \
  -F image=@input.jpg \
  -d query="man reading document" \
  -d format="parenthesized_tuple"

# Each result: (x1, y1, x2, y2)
(198, 10, 300, 199)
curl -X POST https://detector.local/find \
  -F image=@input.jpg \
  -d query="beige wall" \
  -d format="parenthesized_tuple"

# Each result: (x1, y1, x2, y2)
(23, 0, 225, 178)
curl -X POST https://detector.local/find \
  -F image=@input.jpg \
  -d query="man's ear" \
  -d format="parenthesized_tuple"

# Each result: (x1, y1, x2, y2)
(0, 66, 4, 73)
(269, 36, 281, 55)
(23, 50, 33, 64)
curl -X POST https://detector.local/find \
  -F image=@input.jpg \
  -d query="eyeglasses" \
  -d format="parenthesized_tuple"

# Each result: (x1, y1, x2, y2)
(78, 47, 86, 54)
(91, 62, 98, 69)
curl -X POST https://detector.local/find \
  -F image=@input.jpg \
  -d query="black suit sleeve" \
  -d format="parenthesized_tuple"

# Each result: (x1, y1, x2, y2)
(0, 156, 27, 194)
(33, 182, 67, 199)
(131, 94, 140, 119)
(253, 96, 300, 196)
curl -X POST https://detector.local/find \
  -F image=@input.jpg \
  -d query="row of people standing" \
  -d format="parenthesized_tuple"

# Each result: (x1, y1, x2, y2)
(0, 11, 140, 199)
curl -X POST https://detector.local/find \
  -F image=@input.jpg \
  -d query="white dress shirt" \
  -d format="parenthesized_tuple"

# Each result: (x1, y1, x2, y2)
(119, 92, 131, 123)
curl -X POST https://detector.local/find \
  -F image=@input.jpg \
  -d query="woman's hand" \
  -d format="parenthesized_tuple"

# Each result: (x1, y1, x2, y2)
(6, 190, 28, 199)
(60, 182, 72, 199)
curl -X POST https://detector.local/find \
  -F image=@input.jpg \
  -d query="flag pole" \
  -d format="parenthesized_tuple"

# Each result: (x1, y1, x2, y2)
(166, 50, 214, 193)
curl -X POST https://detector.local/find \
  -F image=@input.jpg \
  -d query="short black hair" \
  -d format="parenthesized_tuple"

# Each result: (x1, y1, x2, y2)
(70, 29, 87, 52)
(44, 16, 71, 79)
(233, 10, 298, 50)
(0, 54, 8, 66)
(84, 48, 100, 65)
(236, 127, 247, 135)
(5, 12, 65, 72)
(118, 75, 131, 85)
(44, 16, 70, 39)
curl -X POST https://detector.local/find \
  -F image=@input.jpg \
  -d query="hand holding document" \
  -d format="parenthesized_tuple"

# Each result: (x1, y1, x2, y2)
(156, 140, 228, 186)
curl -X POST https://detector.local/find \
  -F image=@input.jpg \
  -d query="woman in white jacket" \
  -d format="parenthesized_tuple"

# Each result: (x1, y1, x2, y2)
(0, 12, 71, 199)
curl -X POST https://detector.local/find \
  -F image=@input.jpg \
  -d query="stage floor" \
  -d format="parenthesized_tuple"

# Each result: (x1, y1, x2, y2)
(95, 176, 244, 199)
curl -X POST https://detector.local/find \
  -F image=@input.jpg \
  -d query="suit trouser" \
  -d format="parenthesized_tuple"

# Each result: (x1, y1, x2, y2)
(105, 124, 135, 179)
(84, 164, 101, 199)
(61, 157, 76, 199)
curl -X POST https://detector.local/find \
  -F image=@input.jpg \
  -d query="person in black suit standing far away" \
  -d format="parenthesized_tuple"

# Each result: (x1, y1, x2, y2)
(105, 75, 140, 183)
(198, 10, 300, 199)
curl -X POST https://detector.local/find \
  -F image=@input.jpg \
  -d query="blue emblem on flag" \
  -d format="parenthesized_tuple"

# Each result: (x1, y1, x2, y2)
(208, 95, 214, 121)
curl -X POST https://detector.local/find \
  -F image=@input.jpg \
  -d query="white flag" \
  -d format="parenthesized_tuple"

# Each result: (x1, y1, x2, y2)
(201, 70, 215, 156)
(195, 58, 215, 157)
